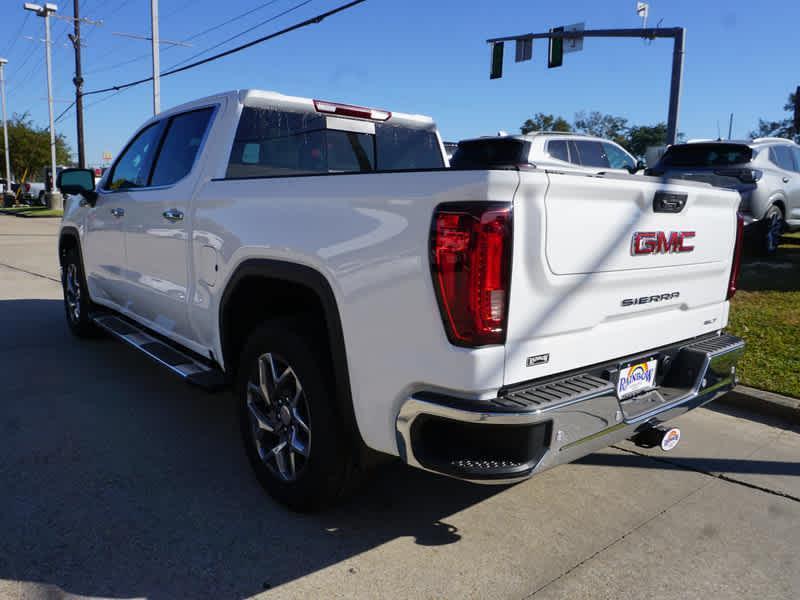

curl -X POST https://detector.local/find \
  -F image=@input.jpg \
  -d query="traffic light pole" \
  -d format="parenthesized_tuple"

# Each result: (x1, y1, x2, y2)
(486, 27, 686, 145)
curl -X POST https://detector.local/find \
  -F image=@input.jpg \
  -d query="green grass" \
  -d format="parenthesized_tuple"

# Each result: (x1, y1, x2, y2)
(726, 231, 800, 398)
(0, 205, 44, 213)
(19, 208, 63, 218)
(0, 206, 61, 218)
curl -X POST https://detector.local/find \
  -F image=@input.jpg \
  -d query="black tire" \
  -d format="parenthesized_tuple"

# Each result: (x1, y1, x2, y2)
(237, 320, 357, 512)
(61, 247, 102, 338)
(757, 205, 785, 256)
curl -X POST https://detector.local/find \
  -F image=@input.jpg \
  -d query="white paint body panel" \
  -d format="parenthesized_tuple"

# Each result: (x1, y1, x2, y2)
(61, 90, 741, 458)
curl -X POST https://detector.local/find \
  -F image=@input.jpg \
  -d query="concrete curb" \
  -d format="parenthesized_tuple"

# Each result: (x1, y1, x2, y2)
(718, 385, 800, 424)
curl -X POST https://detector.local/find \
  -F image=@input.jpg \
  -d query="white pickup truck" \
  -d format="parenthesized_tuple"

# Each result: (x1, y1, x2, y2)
(57, 89, 745, 511)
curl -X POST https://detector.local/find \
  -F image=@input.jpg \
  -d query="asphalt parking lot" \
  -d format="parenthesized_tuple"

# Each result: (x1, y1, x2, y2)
(0, 214, 798, 600)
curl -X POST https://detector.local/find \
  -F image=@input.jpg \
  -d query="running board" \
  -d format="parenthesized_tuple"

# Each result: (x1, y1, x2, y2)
(91, 313, 227, 391)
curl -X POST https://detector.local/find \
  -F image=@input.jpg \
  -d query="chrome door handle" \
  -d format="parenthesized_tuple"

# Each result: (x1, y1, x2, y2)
(110, 207, 125, 218)
(162, 208, 184, 222)
(783, 177, 790, 183)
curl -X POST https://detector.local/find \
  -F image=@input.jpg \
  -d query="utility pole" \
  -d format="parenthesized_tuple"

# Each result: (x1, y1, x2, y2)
(69, 0, 85, 168)
(150, 0, 160, 116)
(0, 58, 12, 201)
(486, 27, 687, 146)
(24, 2, 62, 210)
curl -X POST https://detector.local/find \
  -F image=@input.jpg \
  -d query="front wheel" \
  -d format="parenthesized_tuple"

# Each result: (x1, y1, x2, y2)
(237, 322, 357, 511)
(61, 247, 101, 338)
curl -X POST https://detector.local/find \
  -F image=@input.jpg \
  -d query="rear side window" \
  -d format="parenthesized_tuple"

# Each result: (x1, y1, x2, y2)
(107, 121, 165, 190)
(793, 148, 800, 173)
(769, 145, 796, 171)
(547, 140, 569, 162)
(227, 107, 442, 178)
(661, 143, 752, 167)
(572, 140, 610, 168)
(150, 108, 214, 187)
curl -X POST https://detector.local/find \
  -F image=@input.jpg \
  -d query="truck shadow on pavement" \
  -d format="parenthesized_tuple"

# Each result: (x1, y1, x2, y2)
(0, 299, 504, 599)
(579, 452, 800, 477)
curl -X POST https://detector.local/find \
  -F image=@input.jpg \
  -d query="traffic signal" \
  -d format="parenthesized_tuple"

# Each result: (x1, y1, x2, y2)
(490, 42, 504, 79)
(548, 27, 564, 68)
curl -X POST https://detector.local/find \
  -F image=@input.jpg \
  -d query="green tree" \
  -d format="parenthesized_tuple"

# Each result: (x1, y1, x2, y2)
(626, 123, 668, 158)
(520, 113, 572, 134)
(749, 91, 798, 142)
(573, 111, 629, 148)
(0, 112, 72, 183)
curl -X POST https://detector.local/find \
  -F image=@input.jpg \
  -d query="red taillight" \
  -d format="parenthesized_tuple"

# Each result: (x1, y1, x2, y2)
(313, 99, 391, 121)
(727, 213, 744, 300)
(25, 183, 30, 192)
(430, 203, 512, 346)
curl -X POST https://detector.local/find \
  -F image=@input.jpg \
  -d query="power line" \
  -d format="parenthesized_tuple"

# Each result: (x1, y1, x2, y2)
(182, 0, 284, 43)
(85, 0, 287, 76)
(82, 0, 367, 98)
(164, 0, 311, 71)
(3, 13, 31, 59)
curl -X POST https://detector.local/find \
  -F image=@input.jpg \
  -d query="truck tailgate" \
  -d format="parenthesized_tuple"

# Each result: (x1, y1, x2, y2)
(503, 171, 740, 386)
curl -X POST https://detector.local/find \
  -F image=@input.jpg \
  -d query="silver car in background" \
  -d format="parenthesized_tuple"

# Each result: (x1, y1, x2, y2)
(450, 132, 643, 175)
(647, 138, 800, 255)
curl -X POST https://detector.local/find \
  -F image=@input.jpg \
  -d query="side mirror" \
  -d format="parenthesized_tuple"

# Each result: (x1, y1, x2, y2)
(626, 160, 646, 174)
(57, 168, 97, 205)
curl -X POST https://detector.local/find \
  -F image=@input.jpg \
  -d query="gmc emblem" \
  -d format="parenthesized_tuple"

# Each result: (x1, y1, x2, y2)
(631, 231, 695, 255)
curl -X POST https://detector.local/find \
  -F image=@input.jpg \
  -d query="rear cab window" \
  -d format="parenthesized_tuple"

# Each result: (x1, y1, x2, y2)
(226, 106, 444, 178)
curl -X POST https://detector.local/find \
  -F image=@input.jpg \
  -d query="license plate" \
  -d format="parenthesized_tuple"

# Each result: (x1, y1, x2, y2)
(617, 358, 658, 399)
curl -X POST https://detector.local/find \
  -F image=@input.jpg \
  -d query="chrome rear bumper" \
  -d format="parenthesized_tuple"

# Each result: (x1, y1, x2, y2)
(396, 333, 745, 484)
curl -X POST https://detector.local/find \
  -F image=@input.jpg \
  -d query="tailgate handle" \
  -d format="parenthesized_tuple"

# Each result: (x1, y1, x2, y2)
(653, 191, 687, 213)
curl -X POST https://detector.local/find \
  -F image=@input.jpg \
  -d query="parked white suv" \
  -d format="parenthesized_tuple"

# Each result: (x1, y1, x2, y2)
(57, 90, 744, 511)
(647, 138, 800, 254)
(451, 132, 642, 174)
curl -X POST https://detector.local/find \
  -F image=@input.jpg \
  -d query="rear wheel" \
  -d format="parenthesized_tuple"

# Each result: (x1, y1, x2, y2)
(758, 205, 784, 256)
(237, 321, 357, 512)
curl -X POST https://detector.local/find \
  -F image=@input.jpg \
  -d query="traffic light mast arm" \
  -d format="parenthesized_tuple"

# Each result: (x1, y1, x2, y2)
(486, 27, 686, 146)
(486, 27, 684, 44)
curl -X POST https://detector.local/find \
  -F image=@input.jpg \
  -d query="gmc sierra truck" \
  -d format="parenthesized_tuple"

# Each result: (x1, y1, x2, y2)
(57, 90, 745, 511)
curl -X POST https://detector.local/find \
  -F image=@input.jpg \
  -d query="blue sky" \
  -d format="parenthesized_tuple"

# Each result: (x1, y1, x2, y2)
(0, 0, 796, 166)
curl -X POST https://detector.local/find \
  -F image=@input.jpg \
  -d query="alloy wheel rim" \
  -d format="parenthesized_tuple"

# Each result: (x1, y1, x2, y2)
(65, 263, 81, 322)
(246, 352, 311, 482)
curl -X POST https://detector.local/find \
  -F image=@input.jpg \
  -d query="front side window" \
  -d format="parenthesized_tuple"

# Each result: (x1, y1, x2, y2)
(547, 139, 569, 162)
(572, 140, 610, 168)
(603, 142, 635, 170)
(150, 107, 214, 187)
(107, 121, 165, 190)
